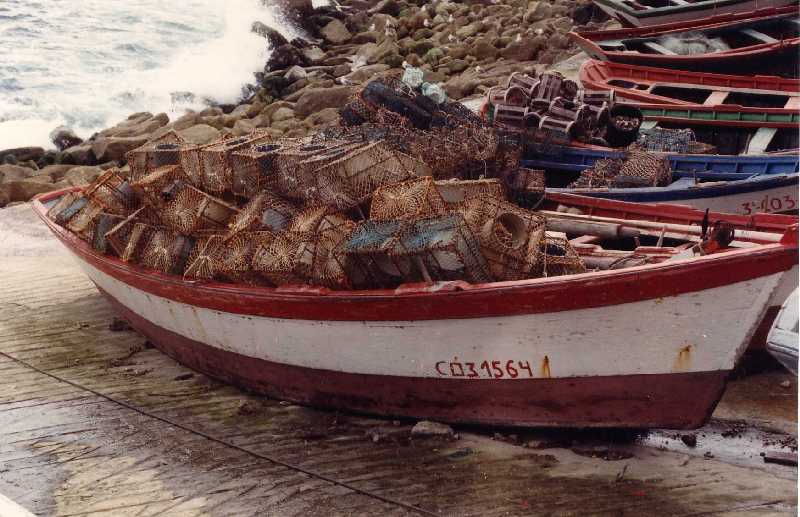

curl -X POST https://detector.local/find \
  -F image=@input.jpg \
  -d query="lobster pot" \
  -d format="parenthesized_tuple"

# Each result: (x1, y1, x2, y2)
(493, 104, 527, 128)
(161, 185, 239, 235)
(47, 193, 87, 226)
(504, 86, 530, 107)
(212, 232, 265, 283)
(140, 229, 195, 275)
(130, 165, 188, 209)
(120, 223, 156, 263)
(104, 207, 156, 258)
(225, 193, 298, 238)
(507, 72, 538, 96)
(369, 177, 448, 221)
(502, 168, 545, 208)
(295, 222, 356, 289)
(313, 141, 425, 207)
(541, 236, 586, 277)
(531, 72, 564, 104)
(435, 178, 506, 211)
(339, 219, 415, 289)
(539, 116, 576, 142)
(84, 168, 137, 215)
(618, 152, 672, 187)
(570, 158, 624, 189)
(634, 127, 696, 153)
(229, 140, 300, 197)
(487, 86, 507, 106)
(251, 231, 308, 286)
(482, 201, 546, 281)
(560, 79, 579, 101)
(65, 201, 103, 242)
(548, 98, 580, 121)
(183, 232, 226, 280)
(273, 141, 358, 200)
(91, 213, 124, 253)
(577, 89, 615, 107)
(126, 131, 186, 182)
(391, 215, 491, 284)
(196, 132, 274, 194)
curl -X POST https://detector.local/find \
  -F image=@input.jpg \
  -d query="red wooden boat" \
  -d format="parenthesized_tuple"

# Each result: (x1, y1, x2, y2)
(33, 188, 799, 429)
(592, 0, 798, 28)
(568, 6, 800, 74)
(580, 60, 800, 108)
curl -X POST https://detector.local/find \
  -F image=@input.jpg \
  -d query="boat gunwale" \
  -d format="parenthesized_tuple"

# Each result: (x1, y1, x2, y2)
(591, 0, 795, 20)
(32, 187, 799, 322)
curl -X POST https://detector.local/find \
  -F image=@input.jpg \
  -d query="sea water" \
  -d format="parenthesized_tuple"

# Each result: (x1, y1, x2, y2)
(0, 0, 297, 149)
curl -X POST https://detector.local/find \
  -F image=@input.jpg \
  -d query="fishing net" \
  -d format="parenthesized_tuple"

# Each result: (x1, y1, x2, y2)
(84, 168, 137, 216)
(540, 236, 586, 277)
(126, 131, 186, 182)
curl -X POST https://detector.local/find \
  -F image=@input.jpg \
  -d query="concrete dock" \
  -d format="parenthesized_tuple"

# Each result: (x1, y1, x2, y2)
(0, 203, 796, 516)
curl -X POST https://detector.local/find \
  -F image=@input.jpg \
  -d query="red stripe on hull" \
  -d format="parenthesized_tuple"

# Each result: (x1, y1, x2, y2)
(100, 289, 729, 429)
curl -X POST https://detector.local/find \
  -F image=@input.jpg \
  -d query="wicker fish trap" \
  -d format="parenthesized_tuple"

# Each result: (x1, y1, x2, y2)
(369, 177, 448, 221)
(229, 139, 301, 197)
(160, 184, 240, 235)
(390, 214, 491, 284)
(541, 236, 586, 277)
(502, 168, 546, 209)
(435, 178, 506, 210)
(483, 201, 546, 281)
(104, 207, 156, 258)
(91, 213, 125, 253)
(130, 165, 189, 208)
(251, 231, 306, 286)
(570, 158, 624, 189)
(65, 200, 103, 241)
(617, 151, 672, 187)
(272, 140, 359, 200)
(340, 219, 414, 288)
(126, 131, 186, 182)
(119, 222, 156, 263)
(194, 132, 274, 194)
(183, 232, 225, 280)
(84, 168, 137, 215)
(311, 141, 427, 208)
(140, 229, 195, 275)
(48, 192, 87, 226)
(210, 232, 268, 283)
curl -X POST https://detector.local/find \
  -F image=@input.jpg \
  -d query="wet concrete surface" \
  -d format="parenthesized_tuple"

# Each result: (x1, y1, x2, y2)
(0, 203, 797, 516)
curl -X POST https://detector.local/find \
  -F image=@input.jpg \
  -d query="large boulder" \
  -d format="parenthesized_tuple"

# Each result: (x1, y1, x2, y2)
(0, 164, 36, 183)
(91, 136, 149, 163)
(251, 21, 288, 48)
(63, 166, 103, 187)
(524, 1, 552, 22)
(266, 44, 309, 72)
(357, 39, 400, 65)
(0, 180, 56, 203)
(178, 124, 222, 145)
(0, 147, 45, 164)
(49, 126, 84, 151)
(341, 63, 390, 84)
(60, 143, 97, 166)
(500, 36, 546, 61)
(305, 107, 340, 128)
(294, 86, 355, 118)
(36, 164, 75, 182)
(320, 19, 352, 44)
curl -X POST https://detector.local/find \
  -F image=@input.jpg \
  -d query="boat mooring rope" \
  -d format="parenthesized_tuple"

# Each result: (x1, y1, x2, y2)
(0, 350, 437, 516)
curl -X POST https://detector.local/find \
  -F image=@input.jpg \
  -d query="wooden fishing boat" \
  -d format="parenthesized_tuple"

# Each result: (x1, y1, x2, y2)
(549, 173, 799, 215)
(33, 187, 799, 429)
(592, 0, 797, 28)
(766, 287, 798, 375)
(522, 146, 800, 175)
(579, 60, 800, 108)
(568, 7, 800, 74)
(636, 103, 800, 129)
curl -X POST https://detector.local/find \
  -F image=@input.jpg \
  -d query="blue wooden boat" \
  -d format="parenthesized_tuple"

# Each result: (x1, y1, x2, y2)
(522, 147, 800, 175)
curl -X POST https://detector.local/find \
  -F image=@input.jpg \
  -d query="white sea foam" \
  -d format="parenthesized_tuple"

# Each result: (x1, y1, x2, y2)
(0, 0, 296, 149)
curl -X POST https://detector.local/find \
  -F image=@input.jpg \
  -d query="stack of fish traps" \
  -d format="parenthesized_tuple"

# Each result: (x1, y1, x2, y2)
(484, 71, 618, 145)
(630, 127, 716, 154)
(49, 76, 587, 291)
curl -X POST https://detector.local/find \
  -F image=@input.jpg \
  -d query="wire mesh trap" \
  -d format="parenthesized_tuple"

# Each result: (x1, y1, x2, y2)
(339, 219, 416, 288)
(126, 131, 187, 182)
(140, 228, 195, 275)
(369, 177, 448, 221)
(191, 132, 275, 194)
(390, 214, 491, 284)
(84, 168, 137, 216)
(160, 184, 240, 234)
(48, 192, 88, 226)
(130, 165, 189, 209)
(65, 200, 103, 242)
(540, 236, 586, 277)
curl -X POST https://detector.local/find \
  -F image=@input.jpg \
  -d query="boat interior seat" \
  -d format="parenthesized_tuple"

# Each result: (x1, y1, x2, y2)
(746, 127, 778, 155)
(673, 171, 758, 182)
(669, 0, 690, 4)
(598, 40, 628, 52)
(703, 91, 729, 106)
(740, 28, 779, 44)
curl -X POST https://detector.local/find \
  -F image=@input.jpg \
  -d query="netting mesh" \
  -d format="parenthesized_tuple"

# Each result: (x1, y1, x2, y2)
(140, 229, 194, 275)
(369, 177, 448, 221)
(130, 165, 189, 209)
(160, 185, 239, 234)
(193, 132, 274, 194)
